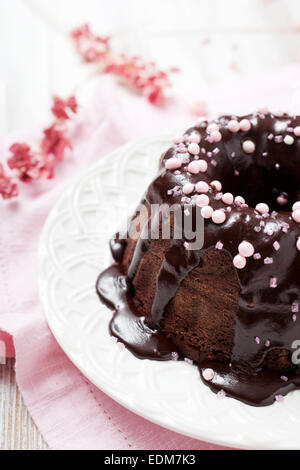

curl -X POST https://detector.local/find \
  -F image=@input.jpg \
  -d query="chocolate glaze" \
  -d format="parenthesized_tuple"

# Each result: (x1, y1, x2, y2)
(97, 113, 300, 406)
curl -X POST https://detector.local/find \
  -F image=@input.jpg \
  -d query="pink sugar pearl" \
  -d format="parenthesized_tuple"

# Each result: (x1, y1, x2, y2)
(165, 157, 182, 170)
(188, 143, 200, 155)
(233, 255, 247, 269)
(235, 196, 246, 204)
(201, 205, 213, 219)
(210, 180, 222, 191)
(292, 209, 300, 223)
(243, 140, 256, 154)
(240, 119, 252, 132)
(196, 194, 210, 208)
(284, 135, 294, 145)
(188, 161, 201, 174)
(212, 210, 226, 224)
(239, 241, 255, 258)
(173, 135, 184, 145)
(297, 238, 300, 251)
(277, 195, 288, 206)
(189, 133, 201, 144)
(198, 160, 208, 173)
(256, 203, 269, 214)
(196, 181, 209, 193)
(228, 120, 240, 133)
(207, 123, 219, 134)
(203, 368, 215, 381)
(293, 201, 300, 211)
(222, 193, 234, 205)
(183, 183, 194, 195)
(294, 126, 300, 137)
(211, 130, 222, 143)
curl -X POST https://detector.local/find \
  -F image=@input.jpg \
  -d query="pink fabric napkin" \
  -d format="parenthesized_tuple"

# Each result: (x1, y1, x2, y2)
(1, 65, 300, 450)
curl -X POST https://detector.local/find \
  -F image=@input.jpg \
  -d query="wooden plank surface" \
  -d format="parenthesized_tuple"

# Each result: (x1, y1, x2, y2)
(0, 359, 48, 450)
(0, 0, 298, 450)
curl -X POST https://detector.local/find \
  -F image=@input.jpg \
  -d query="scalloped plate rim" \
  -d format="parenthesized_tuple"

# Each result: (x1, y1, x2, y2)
(38, 134, 300, 451)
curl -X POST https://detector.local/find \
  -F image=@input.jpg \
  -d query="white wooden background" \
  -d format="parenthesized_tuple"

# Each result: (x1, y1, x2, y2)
(0, 0, 300, 450)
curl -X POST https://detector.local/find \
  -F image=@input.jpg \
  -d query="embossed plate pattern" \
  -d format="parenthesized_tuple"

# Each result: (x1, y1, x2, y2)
(38, 135, 300, 450)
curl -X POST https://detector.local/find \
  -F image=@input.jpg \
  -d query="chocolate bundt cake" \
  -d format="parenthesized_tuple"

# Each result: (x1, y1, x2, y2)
(97, 111, 300, 406)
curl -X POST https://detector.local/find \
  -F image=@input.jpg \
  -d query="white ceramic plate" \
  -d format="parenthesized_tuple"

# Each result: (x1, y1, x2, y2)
(38, 135, 300, 450)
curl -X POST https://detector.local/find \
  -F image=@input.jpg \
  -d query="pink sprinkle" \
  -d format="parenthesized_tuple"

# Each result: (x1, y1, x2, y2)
(275, 395, 284, 403)
(211, 130, 222, 143)
(222, 192, 234, 205)
(265, 340, 271, 347)
(292, 209, 300, 223)
(165, 157, 182, 170)
(195, 181, 209, 193)
(255, 337, 261, 345)
(207, 123, 219, 134)
(201, 205, 213, 219)
(258, 105, 269, 114)
(211, 159, 217, 167)
(217, 390, 227, 399)
(171, 352, 179, 361)
(215, 192, 223, 201)
(240, 119, 251, 132)
(284, 135, 294, 145)
(281, 376, 289, 382)
(254, 226, 261, 233)
(294, 126, 300, 137)
(213, 147, 220, 155)
(203, 368, 215, 382)
(216, 241, 224, 250)
(270, 277, 278, 288)
(239, 241, 255, 258)
(274, 110, 284, 117)
(253, 253, 262, 260)
(292, 302, 299, 313)
(235, 196, 246, 205)
(233, 254, 247, 270)
(243, 140, 256, 154)
(198, 160, 208, 173)
(196, 194, 210, 208)
(183, 183, 195, 195)
(184, 209, 190, 217)
(228, 120, 240, 133)
(256, 203, 269, 214)
(184, 242, 190, 250)
(277, 195, 288, 206)
(293, 201, 300, 211)
(189, 133, 201, 144)
(264, 257, 273, 265)
(275, 135, 283, 144)
(273, 241, 280, 251)
(275, 163, 280, 170)
(188, 161, 201, 175)
(212, 210, 226, 224)
(268, 133, 274, 141)
(234, 170, 240, 176)
(173, 135, 184, 145)
(231, 152, 236, 158)
(188, 143, 200, 156)
(293, 314, 297, 322)
(210, 180, 222, 191)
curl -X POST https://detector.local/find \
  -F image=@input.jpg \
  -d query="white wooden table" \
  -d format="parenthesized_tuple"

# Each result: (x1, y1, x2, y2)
(0, 0, 299, 450)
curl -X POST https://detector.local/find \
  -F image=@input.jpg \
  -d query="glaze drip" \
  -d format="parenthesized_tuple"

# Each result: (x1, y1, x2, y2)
(97, 112, 300, 406)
